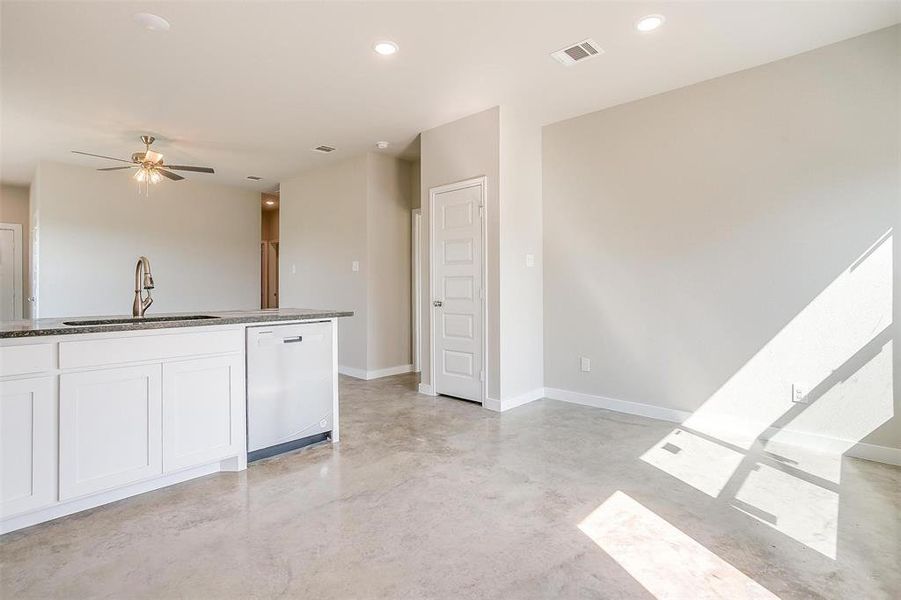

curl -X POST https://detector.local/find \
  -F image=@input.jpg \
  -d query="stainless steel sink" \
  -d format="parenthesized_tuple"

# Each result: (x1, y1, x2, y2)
(63, 315, 221, 326)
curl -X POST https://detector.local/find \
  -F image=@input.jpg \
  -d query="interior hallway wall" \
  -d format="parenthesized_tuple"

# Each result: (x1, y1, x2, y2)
(30, 162, 260, 318)
(366, 154, 412, 372)
(280, 155, 369, 372)
(0, 183, 30, 318)
(542, 26, 900, 451)
(280, 153, 414, 375)
(498, 108, 544, 402)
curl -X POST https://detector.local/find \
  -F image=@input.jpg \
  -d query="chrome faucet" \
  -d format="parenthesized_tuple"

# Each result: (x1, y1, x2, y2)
(133, 256, 155, 317)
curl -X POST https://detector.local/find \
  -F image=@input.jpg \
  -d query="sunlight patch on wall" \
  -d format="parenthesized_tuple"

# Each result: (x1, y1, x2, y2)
(681, 232, 892, 450)
(579, 491, 779, 600)
(640, 429, 744, 497)
(765, 340, 893, 465)
(733, 463, 839, 558)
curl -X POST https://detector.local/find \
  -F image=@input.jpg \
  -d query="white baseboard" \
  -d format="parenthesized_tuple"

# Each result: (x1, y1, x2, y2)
(339, 364, 414, 381)
(338, 365, 368, 379)
(417, 383, 436, 396)
(368, 364, 414, 379)
(843, 441, 901, 466)
(484, 388, 546, 412)
(545, 386, 900, 467)
(544, 387, 690, 423)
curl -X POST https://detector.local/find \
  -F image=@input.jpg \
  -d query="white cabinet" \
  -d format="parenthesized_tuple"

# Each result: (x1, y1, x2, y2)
(162, 355, 244, 472)
(59, 365, 163, 500)
(0, 377, 56, 517)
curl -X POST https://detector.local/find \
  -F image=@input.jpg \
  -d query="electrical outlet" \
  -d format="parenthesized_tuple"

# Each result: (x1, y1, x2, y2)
(352, 261, 360, 272)
(580, 356, 591, 372)
(792, 383, 808, 403)
(291, 264, 297, 275)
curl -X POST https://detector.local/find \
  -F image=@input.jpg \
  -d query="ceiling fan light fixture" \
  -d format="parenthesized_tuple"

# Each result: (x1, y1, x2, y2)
(134, 12, 170, 32)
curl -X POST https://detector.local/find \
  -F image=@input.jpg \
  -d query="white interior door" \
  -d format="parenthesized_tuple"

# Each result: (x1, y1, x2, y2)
(431, 178, 484, 402)
(0, 224, 23, 321)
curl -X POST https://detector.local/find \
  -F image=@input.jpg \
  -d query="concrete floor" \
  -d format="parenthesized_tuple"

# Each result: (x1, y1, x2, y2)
(1, 373, 899, 599)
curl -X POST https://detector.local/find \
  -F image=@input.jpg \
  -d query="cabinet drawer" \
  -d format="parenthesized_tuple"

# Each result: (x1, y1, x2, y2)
(0, 344, 55, 376)
(59, 329, 243, 369)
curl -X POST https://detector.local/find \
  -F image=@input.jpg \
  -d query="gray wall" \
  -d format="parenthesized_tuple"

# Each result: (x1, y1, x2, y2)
(280, 155, 369, 372)
(543, 26, 899, 450)
(31, 162, 260, 318)
(280, 153, 414, 374)
(367, 153, 412, 371)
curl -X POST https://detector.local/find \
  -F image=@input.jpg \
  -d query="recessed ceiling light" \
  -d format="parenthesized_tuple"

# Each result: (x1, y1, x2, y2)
(636, 14, 665, 32)
(374, 41, 399, 56)
(134, 12, 170, 32)
(265, 200, 275, 206)
(376, 141, 389, 150)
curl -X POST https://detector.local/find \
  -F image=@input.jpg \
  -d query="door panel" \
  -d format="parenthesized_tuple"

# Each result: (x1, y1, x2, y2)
(0, 377, 56, 517)
(432, 181, 483, 401)
(162, 355, 244, 472)
(60, 365, 162, 500)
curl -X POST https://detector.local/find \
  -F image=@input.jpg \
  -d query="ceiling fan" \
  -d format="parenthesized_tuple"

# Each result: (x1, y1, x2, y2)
(72, 135, 214, 193)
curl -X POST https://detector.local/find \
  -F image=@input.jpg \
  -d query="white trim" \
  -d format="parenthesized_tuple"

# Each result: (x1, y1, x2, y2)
(412, 209, 422, 373)
(427, 176, 487, 404)
(0, 222, 24, 320)
(417, 382, 436, 396)
(545, 386, 901, 467)
(545, 387, 690, 423)
(483, 388, 546, 412)
(1, 458, 233, 534)
(339, 364, 414, 381)
(845, 441, 901, 466)
(368, 364, 414, 379)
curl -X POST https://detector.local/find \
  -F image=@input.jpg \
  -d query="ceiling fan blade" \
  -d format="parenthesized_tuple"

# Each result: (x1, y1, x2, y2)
(71, 150, 133, 164)
(163, 165, 215, 173)
(97, 166, 135, 171)
(157, 169, 184, 181)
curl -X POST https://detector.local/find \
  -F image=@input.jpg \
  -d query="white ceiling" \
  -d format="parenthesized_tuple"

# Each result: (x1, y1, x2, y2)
(2, 1, 899, 189)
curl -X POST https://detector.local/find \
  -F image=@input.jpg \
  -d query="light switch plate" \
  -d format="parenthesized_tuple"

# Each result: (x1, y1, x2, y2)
(352, 261, 360, 272)
(580, 356, 591, 372)
(525, 254, 535, 267)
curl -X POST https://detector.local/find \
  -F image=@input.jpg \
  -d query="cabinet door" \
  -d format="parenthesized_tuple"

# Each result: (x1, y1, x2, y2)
(162, 355, 244, 472)
(60, 365, 162, 500)
(0, 377, 56, 517)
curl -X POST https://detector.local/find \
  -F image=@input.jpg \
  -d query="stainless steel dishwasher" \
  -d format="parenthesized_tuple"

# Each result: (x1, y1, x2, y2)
(246, 321, 334, 461)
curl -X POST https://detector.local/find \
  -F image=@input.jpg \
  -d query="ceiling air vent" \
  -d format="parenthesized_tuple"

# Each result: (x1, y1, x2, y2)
(246, 176, 263, 181)
(551, 39, 604, 66)
(312, 145, 336, 154)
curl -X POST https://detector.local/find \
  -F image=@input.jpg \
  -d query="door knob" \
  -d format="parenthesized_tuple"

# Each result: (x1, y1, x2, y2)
(433, 300, 443, 307)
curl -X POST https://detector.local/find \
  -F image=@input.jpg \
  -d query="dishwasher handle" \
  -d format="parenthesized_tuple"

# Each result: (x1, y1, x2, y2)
(283, 336, 303, 343)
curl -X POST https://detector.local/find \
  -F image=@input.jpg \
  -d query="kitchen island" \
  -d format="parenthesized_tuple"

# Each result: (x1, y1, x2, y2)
(0, 308, 352, 534)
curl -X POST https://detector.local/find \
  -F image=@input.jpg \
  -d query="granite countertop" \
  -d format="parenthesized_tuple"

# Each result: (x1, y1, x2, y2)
(0, 308, 354, 339)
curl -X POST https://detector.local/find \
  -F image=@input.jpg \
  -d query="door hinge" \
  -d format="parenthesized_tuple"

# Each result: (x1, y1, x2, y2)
(480, 370, 485, 382)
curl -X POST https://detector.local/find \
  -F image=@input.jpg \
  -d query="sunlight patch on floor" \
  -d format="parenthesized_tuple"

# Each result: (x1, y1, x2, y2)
(640, 429, 744, 497)
(733, 463, 839, 559)
(579, 491, 779, 600)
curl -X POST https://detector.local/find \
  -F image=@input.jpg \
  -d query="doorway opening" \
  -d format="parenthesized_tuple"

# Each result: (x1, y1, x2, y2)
(261, 192, 279, 309)
(0, 222, 23, 320)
